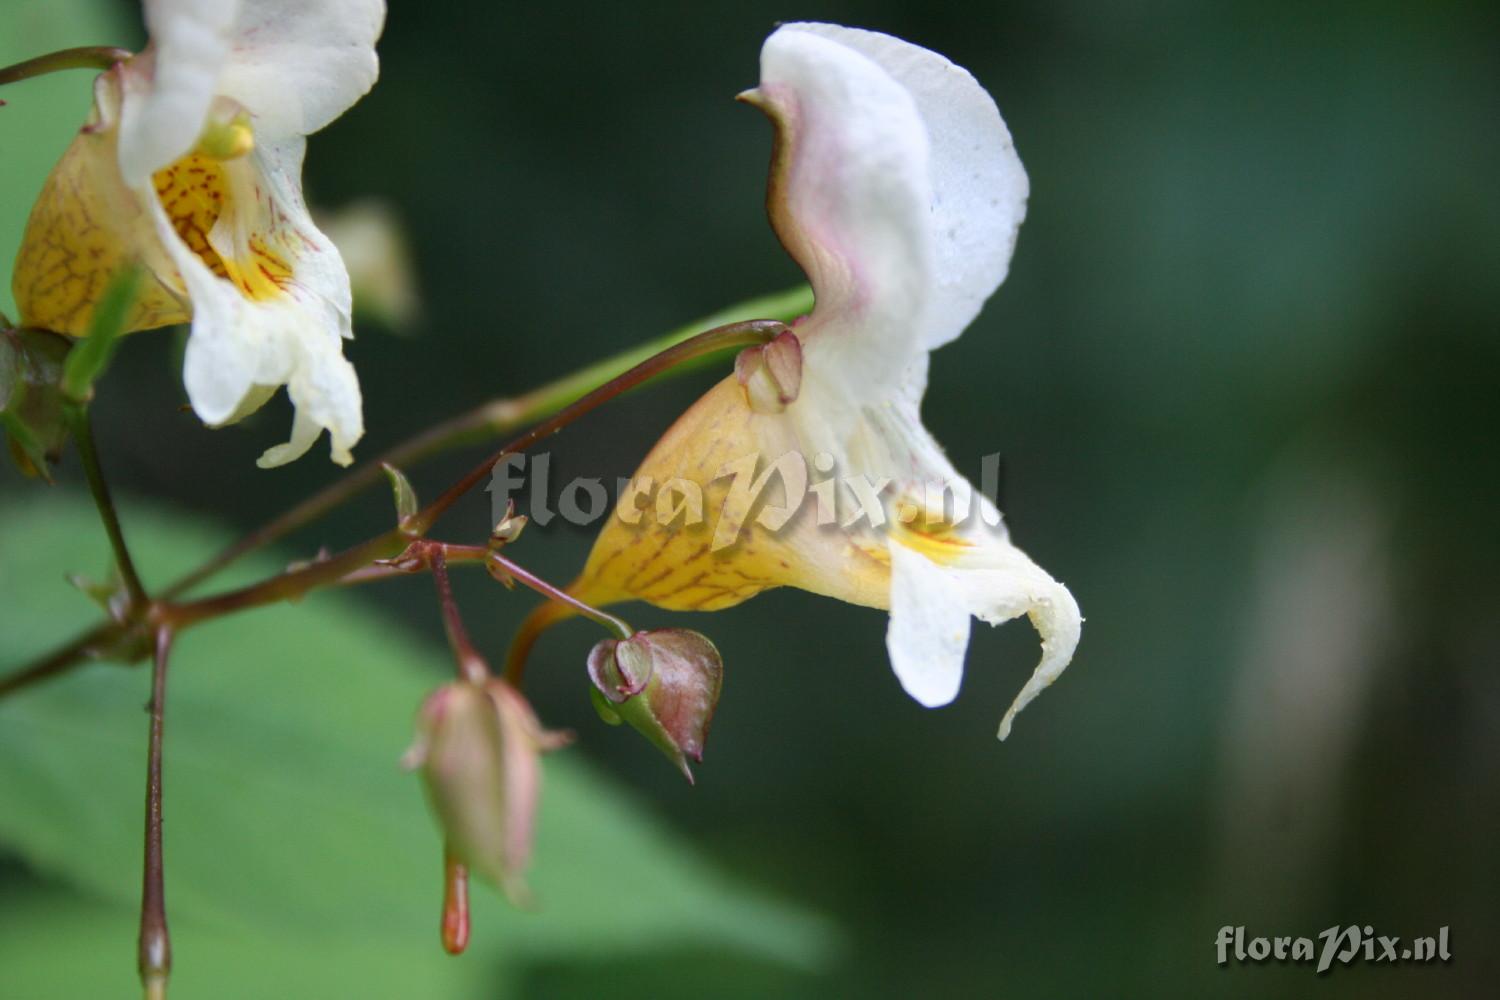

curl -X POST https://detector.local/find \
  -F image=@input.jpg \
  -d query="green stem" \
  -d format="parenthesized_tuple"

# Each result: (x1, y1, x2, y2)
(0, 46, 132, 86)
(407, 318, 785, 536)
(70, 406, 149, 611)
(0, 292, 810, 697)
(0, 621, 129, 699)
(161, 317, 786, 633)
(162, 285, 811, 598)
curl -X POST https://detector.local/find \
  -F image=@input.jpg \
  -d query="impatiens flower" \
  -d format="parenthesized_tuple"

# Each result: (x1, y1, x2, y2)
(565, 24, 1081, 738)
(12, 0, 385, 466)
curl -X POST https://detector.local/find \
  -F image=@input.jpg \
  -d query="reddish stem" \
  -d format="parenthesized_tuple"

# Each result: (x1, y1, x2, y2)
(429, 546, 489, 685)
(441, 848, 471, 956)
(138, 627, 173, 998)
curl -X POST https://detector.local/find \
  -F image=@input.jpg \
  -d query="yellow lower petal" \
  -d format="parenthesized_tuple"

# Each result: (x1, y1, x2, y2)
(570, 376, 891, 613)
(13, 125, 296, 338)
(152, 152, 296, 303)
(12, 127, 186, 336)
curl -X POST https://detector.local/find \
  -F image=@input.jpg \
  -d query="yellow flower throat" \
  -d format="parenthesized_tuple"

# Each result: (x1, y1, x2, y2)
(152, 153, 293, 303)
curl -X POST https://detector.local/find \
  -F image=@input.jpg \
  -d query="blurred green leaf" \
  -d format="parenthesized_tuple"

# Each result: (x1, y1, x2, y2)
(61, 265, 141, 402)
(0, 495, 835, 996)
(0, 328, 73, 480)
(0, 875, 491, 999)
(0, 331, 17, 411)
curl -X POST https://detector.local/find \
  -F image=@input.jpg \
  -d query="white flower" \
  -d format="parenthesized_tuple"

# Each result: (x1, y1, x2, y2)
(569, 24, 1081, 738)
(13, 0, 385, 466)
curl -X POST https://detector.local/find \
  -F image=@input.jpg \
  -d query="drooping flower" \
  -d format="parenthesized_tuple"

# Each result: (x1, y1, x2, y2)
(11, 0, 385, 466)
(566, 24, 1081, 738)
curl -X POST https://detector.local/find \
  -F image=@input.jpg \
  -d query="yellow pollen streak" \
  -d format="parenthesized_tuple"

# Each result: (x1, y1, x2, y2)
(151, 154, 293, 302)
(892, 501, 970, 566)
(153, 155, 231, 279)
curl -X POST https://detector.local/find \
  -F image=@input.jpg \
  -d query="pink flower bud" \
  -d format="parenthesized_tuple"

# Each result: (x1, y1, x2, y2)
(404, 680, 570, 903)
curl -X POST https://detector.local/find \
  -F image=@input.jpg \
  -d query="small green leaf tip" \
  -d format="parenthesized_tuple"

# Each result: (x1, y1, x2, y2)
(381, 462, 421, 532)
(61, 265, 143, 403)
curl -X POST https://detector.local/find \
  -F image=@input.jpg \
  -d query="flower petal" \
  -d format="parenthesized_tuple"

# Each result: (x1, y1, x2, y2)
(151, 136, 364, 465)
(218, 0, 385, 140)
(13, 77, 189, 335)
(887, 539, 971, 707)
(749, 26, 932, 401)
(783, 23, 1029, 351)
(750, 23, 1028, 404)
(990, 564, 1082, 741)
(117, 0, 240, 186)
(940, 535, 1082, 740)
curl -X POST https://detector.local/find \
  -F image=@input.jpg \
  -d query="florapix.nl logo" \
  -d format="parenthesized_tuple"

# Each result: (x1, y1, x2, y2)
(487, 450, 1008, 549)
(1215, 924, 1451, 974)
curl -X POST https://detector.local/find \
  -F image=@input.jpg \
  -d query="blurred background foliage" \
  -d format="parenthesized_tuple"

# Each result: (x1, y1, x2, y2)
(2, 0, 1498, 997)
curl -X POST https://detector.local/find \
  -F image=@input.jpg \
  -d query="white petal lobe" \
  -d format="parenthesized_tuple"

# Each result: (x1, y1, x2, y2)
(986, 563, 1082, 741)
(887, 541, 971, 708)
(218, 0, 385, 139)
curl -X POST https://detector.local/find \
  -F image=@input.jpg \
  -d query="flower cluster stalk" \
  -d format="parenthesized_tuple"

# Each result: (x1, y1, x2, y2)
(1, 307, 800, 696)
(138, 627, 174, 1000)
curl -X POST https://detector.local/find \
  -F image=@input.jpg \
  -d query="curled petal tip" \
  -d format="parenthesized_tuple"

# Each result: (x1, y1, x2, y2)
(996, 579, 1082, 741)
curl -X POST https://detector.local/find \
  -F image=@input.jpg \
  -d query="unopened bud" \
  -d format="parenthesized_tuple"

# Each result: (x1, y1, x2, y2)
(734, 329, 802, 414)
(404, 680, 570, 903)
(586, 629, 724, 782)
(490, 500, 527, 549)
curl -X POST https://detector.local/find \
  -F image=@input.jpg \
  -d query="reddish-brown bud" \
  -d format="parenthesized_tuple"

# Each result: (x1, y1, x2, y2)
(587, 629, 724, 782)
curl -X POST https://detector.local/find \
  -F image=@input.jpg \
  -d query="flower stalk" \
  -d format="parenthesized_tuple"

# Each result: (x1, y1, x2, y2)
(440, 848, 470, 956)
(1, 306, 796, 698)
(138, 627, 174, 1000)
(430, 547, 488, 686)
(70, 405, 148, 613)
(163, 285, 810, 597)
(0, 46, 131, 87)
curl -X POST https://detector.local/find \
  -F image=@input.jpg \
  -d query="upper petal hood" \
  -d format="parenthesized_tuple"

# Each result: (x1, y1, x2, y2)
(747, 23, 1029, 402)
(217, 0, 385, 140)
(116, 0, 383, 185)
(117, 0, 240, 186)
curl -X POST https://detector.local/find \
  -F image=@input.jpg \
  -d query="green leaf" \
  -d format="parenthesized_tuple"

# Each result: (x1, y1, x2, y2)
(0, 876, 494, 999)
(0, 328, 73, 480)
(0, 495, 835, 996)
(61, 265, 142, 402)
(0, 332, 18, 412)
(382, 461, 420, 530)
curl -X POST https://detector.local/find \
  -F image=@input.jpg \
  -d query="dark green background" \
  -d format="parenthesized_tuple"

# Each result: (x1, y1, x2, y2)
(4, 1, 1498, 996)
